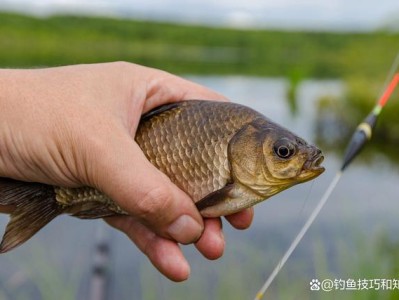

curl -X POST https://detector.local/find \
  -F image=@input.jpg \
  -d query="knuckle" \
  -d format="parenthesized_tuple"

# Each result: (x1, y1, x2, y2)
(111, 61, 135, 75)
(142, 232, 158, 259)
(135, 185, 174, 220)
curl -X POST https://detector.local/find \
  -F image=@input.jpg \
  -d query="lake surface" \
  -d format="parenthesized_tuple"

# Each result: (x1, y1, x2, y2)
(1, 76, 398, 300)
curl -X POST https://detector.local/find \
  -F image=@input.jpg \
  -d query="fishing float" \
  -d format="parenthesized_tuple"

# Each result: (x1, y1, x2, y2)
(341, 72, 399, 170)
(254, 56, 399, 300)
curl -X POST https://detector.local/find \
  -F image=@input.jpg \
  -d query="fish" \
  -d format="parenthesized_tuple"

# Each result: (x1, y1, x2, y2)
(0, 100, 325, 253)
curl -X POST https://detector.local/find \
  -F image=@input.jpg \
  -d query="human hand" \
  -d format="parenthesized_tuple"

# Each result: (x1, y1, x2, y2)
(0, 62, 254, 281)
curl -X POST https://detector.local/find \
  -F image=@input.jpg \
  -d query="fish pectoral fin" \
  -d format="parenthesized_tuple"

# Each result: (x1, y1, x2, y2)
(69, 203, 118, 219)
(0, 178, 60, 253)
(196, 183, 265, 217)
(195, 184, 235, 212)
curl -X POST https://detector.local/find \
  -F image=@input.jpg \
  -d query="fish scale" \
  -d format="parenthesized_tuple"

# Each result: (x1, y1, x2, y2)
(135, 101, 257, 202)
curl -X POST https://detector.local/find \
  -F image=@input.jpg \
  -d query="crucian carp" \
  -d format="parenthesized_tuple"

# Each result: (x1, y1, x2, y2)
(0, 100, 324, 252)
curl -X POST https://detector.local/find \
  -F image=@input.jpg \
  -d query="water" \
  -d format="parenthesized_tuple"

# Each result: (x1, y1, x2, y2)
(1, 76, 399, 299)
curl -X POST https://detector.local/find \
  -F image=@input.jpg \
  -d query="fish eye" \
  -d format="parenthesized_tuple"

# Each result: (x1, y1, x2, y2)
(273, 139, 296, 159)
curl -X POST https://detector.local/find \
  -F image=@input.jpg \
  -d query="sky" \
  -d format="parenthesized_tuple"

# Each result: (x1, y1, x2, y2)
(1, 0, 399, 31)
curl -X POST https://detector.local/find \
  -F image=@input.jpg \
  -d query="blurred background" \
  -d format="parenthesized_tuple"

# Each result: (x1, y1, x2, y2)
(1, 1, 399, 299)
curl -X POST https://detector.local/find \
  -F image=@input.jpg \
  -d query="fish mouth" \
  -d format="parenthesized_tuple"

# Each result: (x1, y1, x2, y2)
(300, 152, 325, 180)
(308, 153, 325, 171)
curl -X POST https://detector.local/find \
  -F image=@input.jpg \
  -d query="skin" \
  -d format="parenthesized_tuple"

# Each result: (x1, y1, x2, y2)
(0, 62, 254, 282)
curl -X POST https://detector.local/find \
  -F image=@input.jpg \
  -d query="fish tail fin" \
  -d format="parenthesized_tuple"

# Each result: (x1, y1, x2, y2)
(0, 178, 60, 253)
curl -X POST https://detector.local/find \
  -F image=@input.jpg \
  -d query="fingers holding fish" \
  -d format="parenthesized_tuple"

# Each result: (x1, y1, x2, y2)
(193, 210, 254, 261)
(91, 134, 204, 245)
(194, 218, 225, 260)
(106, 215, 191, 282)
(225, 207, 254, 230)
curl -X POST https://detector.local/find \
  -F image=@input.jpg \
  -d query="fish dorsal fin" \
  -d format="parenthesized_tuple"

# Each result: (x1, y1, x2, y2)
(141, 102, 184, 121)
(0, 178, 60, 253)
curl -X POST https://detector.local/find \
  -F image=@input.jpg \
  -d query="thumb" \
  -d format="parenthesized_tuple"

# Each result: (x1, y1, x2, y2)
(89, 130, 204, 245)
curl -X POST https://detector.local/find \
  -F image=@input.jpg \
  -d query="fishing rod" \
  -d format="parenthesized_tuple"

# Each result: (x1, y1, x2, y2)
(254, 52, 399, 300)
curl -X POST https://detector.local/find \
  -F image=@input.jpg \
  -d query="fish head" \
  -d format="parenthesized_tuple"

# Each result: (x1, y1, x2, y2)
(262, 132, 325, 185)
(229, 119, 325, 200)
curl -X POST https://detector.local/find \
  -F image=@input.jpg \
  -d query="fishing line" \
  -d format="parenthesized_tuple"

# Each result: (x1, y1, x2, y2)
(379, 52, 399, 96)
(302, 180, 315, 212)
(295, 180, 315, 227)
(254, 172, 342, 300)
(254, 50, 399, 300)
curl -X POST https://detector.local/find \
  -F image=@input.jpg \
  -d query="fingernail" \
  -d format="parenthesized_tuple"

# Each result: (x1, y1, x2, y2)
(168, 215, 203, 244)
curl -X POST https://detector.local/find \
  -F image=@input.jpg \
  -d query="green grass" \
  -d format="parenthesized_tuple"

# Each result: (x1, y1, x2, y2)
(0, 11, 398, 80)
